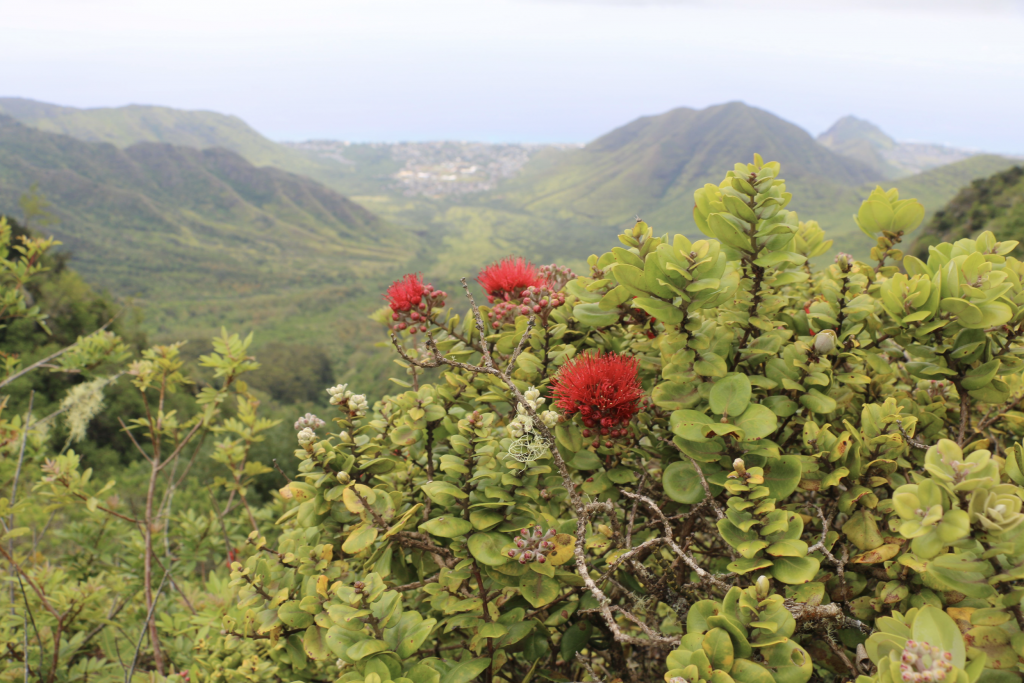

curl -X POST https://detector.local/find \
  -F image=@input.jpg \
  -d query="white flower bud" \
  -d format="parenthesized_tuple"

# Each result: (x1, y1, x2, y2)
(297, 428, 316, 447)
(541, 411, 559, 429)
(813, 329, 838, 355)
(327, 383, 354, 406)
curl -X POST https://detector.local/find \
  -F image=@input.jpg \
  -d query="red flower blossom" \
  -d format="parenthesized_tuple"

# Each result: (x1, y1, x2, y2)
(477, 257, 546, 300)
(386, 274, 425, 312)
(551, 352, 643, 428)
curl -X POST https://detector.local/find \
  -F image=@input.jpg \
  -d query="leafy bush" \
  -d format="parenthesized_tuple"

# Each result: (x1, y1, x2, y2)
(4, 156, 1024, 683)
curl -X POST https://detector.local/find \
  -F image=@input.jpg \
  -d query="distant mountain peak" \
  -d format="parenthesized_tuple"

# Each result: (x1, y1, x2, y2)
(817, 115, 980, 178)
(503, 100, 877, 231)
(818, 116, 895, 149)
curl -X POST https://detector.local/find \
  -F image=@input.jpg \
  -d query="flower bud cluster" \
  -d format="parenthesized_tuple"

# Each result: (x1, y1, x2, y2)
(488, 284, 567, 329)
(327, 384, 368, 417)
(537, 264, 577, 292)
(294, 412, 325, 430)
(899, 640, 953, 683)
(506, 526, 556, 564)
(835, 252, 854, 273)
(297, 428, 317, 448)
(506, 387, 559, 437)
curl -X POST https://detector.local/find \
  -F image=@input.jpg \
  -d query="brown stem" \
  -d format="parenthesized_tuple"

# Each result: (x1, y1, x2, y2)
(142, 426, 165, 674)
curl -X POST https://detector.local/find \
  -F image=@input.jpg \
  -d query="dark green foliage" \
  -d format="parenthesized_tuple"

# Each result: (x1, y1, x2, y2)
(0, 215, 149, 461)
(244, 342, 335, 405)
(912, 165, 1024, 255)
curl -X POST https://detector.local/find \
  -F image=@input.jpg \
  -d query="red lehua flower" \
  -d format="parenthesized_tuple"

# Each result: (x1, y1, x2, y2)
(385, 274, 425, 312)
(551, 352, 643, 428)
(477, 257, 546, 299)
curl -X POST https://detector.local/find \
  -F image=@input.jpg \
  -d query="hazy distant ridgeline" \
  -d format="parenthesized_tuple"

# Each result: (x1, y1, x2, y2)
(817, 115, 980, 179)
(3, 97, 1016, 256)
(0, 96, 317, 170)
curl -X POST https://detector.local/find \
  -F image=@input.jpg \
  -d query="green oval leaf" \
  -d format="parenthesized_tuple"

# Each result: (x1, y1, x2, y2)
(441, 657, 492, 683)
(734, 403, 777, 440)
(342, 523, 379, 554)
(419, 516, 473, 538)
(769, 556, 820, 585)
(709, 373, 751, 417)
(467, 532, 512, 567)
(519, 572, 559, 608)
(663, 459, 707, 504)
(346, 638, 389, 662)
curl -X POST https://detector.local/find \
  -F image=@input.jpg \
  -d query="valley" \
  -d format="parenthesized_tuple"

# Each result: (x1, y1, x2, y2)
(0, 96, 1019, 395)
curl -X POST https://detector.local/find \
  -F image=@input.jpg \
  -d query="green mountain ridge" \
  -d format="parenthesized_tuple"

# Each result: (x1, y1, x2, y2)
(0, 96, 386, 196)
(6, 97, 1015, 262)
(497, 102, 876, 229)
(485, 104, 1017, 260)
(0, 114, 406, 298)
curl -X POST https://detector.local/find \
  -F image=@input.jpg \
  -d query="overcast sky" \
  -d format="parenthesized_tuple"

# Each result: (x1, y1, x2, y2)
(3, 0, 1023, 152)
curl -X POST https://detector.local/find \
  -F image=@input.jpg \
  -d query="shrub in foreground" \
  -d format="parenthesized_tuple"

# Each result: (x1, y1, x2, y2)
(218, 157, 1024, 683)
(4, 157, 1024, 683)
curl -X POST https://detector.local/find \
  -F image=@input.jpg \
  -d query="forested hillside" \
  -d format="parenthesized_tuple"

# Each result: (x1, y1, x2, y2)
(912, 164, 1024, 254)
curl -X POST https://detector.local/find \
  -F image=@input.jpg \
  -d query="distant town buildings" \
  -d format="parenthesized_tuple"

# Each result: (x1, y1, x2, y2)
(287, 140, 582, 197)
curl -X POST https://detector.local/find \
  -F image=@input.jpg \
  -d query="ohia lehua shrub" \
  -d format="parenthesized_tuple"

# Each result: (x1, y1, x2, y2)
(220, 155, 1024, 683)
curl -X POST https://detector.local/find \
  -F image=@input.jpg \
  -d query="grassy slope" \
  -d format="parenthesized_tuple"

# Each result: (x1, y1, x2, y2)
(487, 103, 876, 251)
